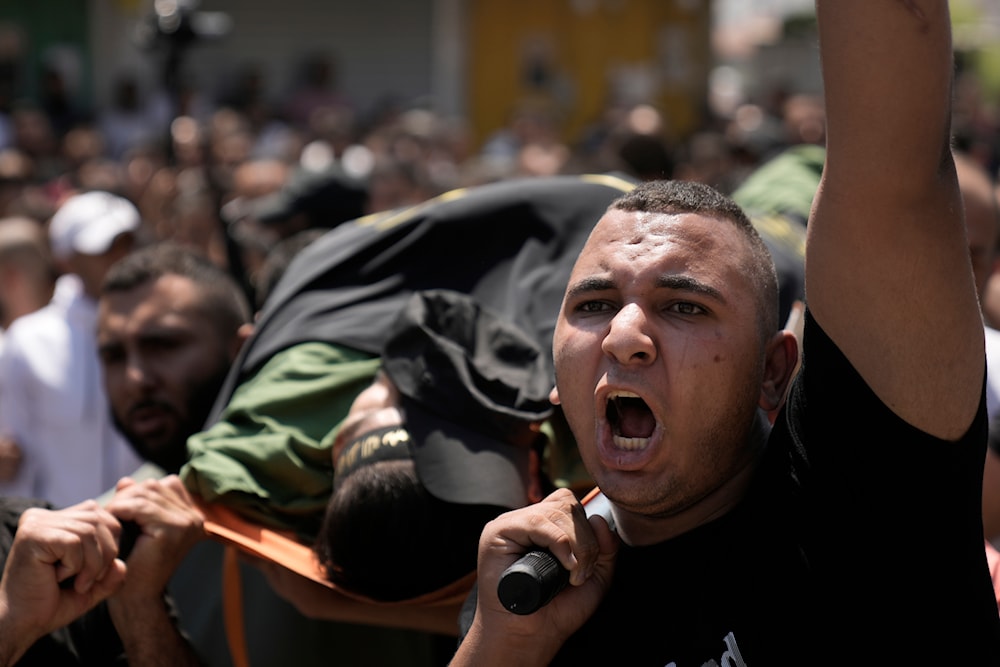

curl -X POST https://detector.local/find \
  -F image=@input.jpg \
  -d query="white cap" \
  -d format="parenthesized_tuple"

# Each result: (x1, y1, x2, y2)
(48, 191, 141, 261)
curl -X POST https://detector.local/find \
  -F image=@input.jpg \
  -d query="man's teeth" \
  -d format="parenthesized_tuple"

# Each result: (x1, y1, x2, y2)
(610, 390, 641, 399)
(608, 390, 650, 450)
(612, 434, 649, 450)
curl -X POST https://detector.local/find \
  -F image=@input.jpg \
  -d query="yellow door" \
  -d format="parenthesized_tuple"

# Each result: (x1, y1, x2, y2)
(467, 0, 711, 151)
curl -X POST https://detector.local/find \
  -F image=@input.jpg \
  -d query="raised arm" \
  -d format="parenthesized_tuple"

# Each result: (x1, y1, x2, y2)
(806, 0, 982, 439)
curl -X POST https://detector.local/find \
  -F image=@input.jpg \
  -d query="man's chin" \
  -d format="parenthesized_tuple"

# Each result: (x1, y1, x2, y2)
(124, 432, 186, 474)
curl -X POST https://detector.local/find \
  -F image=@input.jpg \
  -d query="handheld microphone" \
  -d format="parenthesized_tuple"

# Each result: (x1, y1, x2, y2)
(496, 492, 614, 615)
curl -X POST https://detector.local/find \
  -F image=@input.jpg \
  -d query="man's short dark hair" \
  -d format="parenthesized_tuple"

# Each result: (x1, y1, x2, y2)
(101, 241, 251, 335)
(316, 459, 504, 601)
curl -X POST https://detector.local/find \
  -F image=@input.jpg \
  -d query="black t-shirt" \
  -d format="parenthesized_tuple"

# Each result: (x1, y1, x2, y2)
(0, 498, 127, 666)
(544, 310, 1000, 666)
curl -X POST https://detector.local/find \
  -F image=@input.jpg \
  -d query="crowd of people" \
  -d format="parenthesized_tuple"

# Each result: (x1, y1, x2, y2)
(1, 0, 1000, 665)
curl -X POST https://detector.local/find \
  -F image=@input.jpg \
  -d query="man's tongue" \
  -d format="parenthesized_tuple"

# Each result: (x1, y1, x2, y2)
(615, 399, 655, 439)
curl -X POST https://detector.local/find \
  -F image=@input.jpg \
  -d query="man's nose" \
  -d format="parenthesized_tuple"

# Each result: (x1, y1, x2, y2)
(601, 303, 657, 365)
(124, 354, 155, 387)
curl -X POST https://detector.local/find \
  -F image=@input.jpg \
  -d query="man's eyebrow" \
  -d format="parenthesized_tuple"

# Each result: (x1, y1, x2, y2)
(565, 276, 615, 300)
(566, 274, 725, 303)
(656, 274, 724, 302)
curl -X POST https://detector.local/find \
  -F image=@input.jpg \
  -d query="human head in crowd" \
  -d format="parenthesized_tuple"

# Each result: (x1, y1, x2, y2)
(48, 190, 141, 299)
(97, 242, 253, 473)
(244, 164, 368, 240)
(315, 289, 555, 601)
(250, 227, 328, 313)
(0, 216, 56, 329)
(364, 155, 438, 215)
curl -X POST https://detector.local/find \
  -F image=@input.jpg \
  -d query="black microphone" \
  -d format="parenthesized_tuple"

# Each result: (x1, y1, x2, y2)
(496, 492, 614, 615)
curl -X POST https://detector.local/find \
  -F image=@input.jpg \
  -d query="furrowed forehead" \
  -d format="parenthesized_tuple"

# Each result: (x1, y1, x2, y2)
(576, 210, 750, 273)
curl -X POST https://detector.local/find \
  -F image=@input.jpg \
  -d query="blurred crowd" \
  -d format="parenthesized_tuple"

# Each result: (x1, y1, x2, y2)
(0, 57, 849, 303)
(0, 47, 997, 311)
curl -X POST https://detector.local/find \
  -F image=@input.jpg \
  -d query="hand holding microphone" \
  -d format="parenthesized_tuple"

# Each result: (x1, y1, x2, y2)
(497, 491, 615, 615)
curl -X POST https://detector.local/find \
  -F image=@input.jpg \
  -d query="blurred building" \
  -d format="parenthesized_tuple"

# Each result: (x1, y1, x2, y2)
(0, 0, 715, 151)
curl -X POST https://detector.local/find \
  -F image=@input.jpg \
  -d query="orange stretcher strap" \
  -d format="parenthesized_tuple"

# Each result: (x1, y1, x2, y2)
(197, 487, 606, 665)
(222, 546, 250, 667)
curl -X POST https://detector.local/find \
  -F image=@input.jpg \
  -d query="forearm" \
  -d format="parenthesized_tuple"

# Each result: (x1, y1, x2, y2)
(450, 620, 556, 667)
(0, 592, 54, 667)
(817, 0, 954, 182)
(0, 606, 34, 667)
(807, 0, 981, 437)
(107, 595, 202, 667)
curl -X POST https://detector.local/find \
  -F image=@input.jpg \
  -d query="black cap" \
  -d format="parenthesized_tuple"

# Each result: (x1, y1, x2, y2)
(344, 289, 554, 509)
(250, 164, 367, 227)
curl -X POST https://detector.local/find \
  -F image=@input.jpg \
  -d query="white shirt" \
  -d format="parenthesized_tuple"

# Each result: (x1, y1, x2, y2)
(987, 325, 1000, 423)
(0, 274, 143, 507)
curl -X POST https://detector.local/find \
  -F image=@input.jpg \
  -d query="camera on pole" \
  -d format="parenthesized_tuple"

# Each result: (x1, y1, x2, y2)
(133, 0, 232, 105)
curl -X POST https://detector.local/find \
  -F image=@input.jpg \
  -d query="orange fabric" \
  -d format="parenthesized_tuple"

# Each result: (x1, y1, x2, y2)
(222, 546, 250, 667)
(579, 486, 603, 505)
(198, 500, 327, 587)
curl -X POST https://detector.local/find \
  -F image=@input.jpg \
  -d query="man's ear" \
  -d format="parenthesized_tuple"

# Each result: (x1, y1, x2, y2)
(549, 385, 561, 406)
(230, 323, 255, 360)
(760, 328, 800, 414)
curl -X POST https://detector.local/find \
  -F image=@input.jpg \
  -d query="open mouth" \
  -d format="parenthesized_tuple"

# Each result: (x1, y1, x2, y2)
(606, 391, 655, 450)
